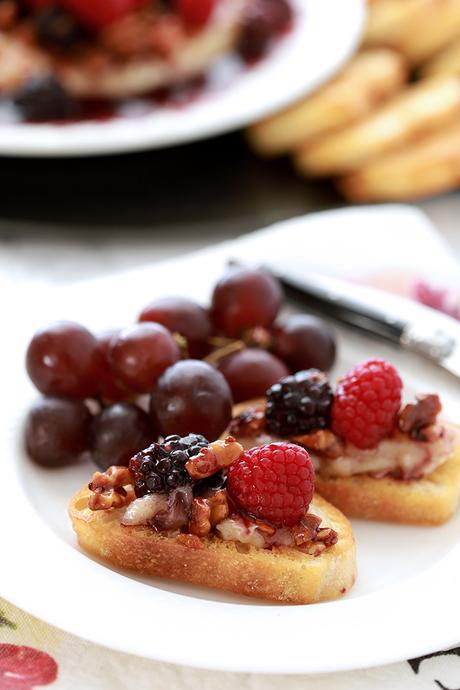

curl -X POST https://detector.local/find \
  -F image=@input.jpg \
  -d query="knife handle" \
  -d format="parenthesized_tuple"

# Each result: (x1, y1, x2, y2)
(274, 272, 406, 344)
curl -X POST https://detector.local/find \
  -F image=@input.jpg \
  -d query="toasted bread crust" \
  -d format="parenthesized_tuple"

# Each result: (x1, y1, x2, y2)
(230, 400, 460, 525)
(69, 489, 356, 604)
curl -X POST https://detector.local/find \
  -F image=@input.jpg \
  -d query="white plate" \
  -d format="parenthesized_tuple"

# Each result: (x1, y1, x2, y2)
(0, 0, 365, 157)
(3, 209, 460, 675)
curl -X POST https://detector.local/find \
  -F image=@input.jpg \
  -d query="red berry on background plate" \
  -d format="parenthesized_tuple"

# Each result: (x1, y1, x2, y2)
(227, 442, 315, 527)
(218, 348, 288, 402)
(0, 644, 58, 690)
(59, 0, 149, 30)
(109, 323, 180, 394)
(332, 359, 403, 450)
(211, 267, 282, 338)
(26, 321, 102, 399)
(175, 0, 216, 27)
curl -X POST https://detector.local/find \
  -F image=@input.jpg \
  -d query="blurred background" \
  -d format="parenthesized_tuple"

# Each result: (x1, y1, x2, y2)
(2, 0, 460, 287)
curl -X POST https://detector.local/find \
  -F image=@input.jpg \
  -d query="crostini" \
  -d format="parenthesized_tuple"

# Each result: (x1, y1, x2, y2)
(69, 435, 356, 604)
(229, 360, 460, 525)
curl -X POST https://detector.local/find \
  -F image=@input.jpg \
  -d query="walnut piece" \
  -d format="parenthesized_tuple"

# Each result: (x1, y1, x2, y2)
(208, 491, 229, 526)
(189, 498, 211, 537)
(293, 429, 344, 459)
(398, 394, 442, 440)
(88, 466, 135, 511)
(185, 436, 243, 479)
(229, 407, 266, 437)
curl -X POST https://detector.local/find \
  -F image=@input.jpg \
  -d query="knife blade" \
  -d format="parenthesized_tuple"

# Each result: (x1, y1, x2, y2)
(261, 263, 460, 379)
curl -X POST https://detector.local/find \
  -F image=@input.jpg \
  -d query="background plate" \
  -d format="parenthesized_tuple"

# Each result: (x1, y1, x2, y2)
(0, 0, 365, 156)
(3, 208, 460, 674)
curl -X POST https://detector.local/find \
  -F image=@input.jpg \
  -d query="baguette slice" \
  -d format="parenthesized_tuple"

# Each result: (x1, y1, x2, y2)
(230, 400, 460, 525)
(315, 447, 460, 525)
(69, 487, 356, 604)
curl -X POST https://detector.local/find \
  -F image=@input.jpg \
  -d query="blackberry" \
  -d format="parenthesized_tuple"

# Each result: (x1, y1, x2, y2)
(14, 74, 77, 122)
(129, 433, 209, 497)
(36, 7, 88, 52)
(265, 369, 333, 436)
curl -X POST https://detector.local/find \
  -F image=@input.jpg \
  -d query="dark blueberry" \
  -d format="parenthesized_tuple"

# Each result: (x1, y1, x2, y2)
(36, 6, 88, 51)
(146, 473, 163, 492)
(266, 369, 333, 436)
(14, 74, 78, 122)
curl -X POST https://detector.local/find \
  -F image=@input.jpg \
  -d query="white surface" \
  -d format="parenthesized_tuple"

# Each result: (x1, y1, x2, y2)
(0, 0, 365, 156)
(2, 206, 460, 674)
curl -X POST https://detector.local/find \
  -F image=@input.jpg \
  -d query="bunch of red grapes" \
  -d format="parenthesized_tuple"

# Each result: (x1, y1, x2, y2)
(24, 267, 336, 469)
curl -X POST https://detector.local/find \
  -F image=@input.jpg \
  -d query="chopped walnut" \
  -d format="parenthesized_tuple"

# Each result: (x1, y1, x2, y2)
(398, 394, 442, 441)
(208, 491, 229, 526)
(293, 429, 344, 459)
(176, 533, 204, 550)
(292, 517, 337, 554)
(88, 466, 135, 511)
(229, 407, 266, 437)
(185, 437, 243, 479)
(254, 519, 276, 536)
(189, 498, 211, 537)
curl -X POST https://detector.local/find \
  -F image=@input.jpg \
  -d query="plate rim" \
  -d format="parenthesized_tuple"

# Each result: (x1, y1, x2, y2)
(0, 0, 366, 157)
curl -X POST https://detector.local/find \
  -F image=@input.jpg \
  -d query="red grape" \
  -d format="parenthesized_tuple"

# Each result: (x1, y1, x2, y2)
(210, 267, 282, 337)
(150, 360, 232, 440)
(218, 348, 288, 402)
(26, 321, 102, 399)
(109, 323, 180, 394)
(90, 402, 155, 470)
(138, 297, 212, 358)
(25, 396, 91, 467)
(273, 315, 336, 372)
(97, 329, 132, 402)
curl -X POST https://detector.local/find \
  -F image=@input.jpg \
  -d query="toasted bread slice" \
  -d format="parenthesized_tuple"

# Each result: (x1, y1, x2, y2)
(315, 447, 460, 525)
(69, 487, 356, 604)
(230, 400, 460, 525)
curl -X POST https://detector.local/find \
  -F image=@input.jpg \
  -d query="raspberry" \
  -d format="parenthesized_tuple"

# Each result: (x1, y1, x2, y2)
(265, 369, 333, 436)
(175, 0, 216, 27)
(332, 359, 402, 450)
(59, 0, 149, 30)
(227, 442, 314, 527)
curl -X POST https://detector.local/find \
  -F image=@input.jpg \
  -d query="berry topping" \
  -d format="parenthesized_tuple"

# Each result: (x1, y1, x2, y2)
(227, 442, 315, 527)
(14, 74, 77, 122)
(175, 0, 216, 27)
(130, 433, 209, 497)
(266, 369, 333, 436)
(211, 267, 282, 338)
(332, 359, 403, 450)
(237, 0, 293, 61)
(59, 0, 149, 30)
(36, 6, 88, 50)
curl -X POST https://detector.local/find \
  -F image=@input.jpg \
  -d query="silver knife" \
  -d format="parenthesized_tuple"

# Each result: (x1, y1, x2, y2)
(262, 263, 460, 379)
